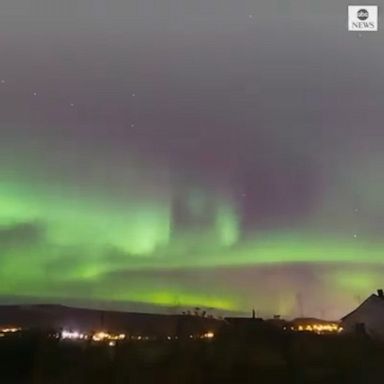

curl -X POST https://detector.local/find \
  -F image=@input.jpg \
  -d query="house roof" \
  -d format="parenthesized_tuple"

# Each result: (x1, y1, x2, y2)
(341, 293, 384, 321)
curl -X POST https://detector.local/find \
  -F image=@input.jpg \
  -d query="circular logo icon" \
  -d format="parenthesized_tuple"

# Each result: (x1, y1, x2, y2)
(357, 9, 369, 20)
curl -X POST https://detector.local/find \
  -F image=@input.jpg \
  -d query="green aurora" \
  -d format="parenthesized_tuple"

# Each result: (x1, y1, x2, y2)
(1, 0, 384, 319)
(1, 142, 384, 319)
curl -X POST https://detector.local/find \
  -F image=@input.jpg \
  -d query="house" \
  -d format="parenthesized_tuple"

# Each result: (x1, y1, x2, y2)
(341, 289, 384, 339)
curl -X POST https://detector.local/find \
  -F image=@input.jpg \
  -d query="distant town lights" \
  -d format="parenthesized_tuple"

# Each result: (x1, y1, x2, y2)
(294, 323, 342, 334)
(202, 331, 215, 339)
(0, 327, 22, 333)
(92, 331, 126, 342)
(0, 327, 22, 339)
(61, 330, 87, 340)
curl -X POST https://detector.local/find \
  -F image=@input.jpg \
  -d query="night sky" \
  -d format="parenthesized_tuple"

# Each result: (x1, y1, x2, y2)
(1, 0, 384, 319)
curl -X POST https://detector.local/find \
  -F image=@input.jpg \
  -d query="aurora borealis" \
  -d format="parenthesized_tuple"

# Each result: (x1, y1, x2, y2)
(1, 0, 384, 319)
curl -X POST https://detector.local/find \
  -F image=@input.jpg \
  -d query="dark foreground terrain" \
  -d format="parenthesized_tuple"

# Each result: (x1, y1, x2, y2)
(0, 328, 382, 384)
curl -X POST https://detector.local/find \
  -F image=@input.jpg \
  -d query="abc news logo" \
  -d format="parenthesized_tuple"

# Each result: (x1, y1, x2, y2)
(348, 6, 378, 31)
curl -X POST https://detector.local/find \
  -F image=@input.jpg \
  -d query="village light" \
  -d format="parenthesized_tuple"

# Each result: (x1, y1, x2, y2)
(294, 322, 342, 334)
(92, 331, 126, 342)
(203, 332, 215, 339)
(92, 332, 108, 342)
(61, 330, 87, 340)
(1, 327, 22, 333)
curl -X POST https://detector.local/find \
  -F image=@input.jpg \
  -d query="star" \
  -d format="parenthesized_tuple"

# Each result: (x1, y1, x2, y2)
(131, 93, 136, 97)
(33, 92, 38, 96)
(354, 208, 359, 213)
(353, 234, 358, 239)
(70, 103, 75, 107)
(130, 124, 135, 128)
(0, 80, 5, 84)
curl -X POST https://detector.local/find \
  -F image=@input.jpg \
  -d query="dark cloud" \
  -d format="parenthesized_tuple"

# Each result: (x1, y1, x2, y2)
(0, 222, 44, 248)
